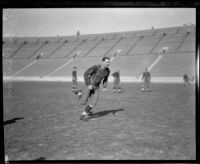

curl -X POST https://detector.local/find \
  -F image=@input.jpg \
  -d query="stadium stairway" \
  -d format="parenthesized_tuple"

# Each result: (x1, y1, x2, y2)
(83, 39, 104, 57)
(3, 43, 24, 59)
(103, 37, 123, 57)
(124, 36, 143, 56)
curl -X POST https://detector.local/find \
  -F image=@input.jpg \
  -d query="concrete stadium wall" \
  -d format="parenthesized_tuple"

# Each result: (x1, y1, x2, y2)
(3, 76, 193, 83)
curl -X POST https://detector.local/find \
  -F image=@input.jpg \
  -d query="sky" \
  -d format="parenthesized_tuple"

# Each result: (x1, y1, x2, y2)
(3, 8, 196, 37)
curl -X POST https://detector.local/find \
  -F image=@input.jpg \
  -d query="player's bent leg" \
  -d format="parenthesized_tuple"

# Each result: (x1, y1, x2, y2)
(87, 88, 100, 114)
(90, 88, 100, 106)
(146, 81, 151, 92)
(144, 81, 148, 91)
(113, 80, 116, 92)
(80, 87, 99, 121)
(116, 80, 120, 92)
(80, 104, 93, 121)
(80, 87, 91, 105)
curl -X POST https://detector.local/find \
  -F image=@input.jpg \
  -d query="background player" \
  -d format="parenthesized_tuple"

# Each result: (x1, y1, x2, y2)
(112, 68, 121, 93)
(72, 66, 78, 93)
(72, 66, 82, 99)
(142, 68, 151, 92)
(183, 73, 194, 86)
(79, 57, 110, 121)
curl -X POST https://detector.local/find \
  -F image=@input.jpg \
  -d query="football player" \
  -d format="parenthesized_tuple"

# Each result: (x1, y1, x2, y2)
(142, 68, 151, 92)
(79, 57, 110, 121)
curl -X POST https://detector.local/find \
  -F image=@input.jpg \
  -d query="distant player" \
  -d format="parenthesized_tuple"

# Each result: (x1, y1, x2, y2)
(142, 68, 151, 92)
(112, 68, 121, 93)
(72, 66, 78, 92)
(79, 57, 110, 121)
(183, 73, 194, 86)
(72, 66, 82, 99)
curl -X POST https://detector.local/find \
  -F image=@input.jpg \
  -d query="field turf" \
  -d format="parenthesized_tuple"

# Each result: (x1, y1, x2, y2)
(3, 81, 195, 160)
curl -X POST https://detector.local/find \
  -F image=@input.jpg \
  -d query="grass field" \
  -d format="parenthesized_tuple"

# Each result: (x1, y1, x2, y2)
(3, 81, 196, 160)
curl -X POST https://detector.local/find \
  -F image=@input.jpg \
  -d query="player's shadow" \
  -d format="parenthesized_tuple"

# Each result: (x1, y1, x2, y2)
(33, 157, 46, 161)
(92, 108, 125, 118)
(4, 117, 24, 126)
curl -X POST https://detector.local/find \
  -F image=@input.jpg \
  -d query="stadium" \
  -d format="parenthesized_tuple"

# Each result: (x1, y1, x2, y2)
(3, 9, 196, 161)
(3, 25, 195, 82)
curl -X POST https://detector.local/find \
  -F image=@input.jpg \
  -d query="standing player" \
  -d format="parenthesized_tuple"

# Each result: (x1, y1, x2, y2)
(112, 68, 121, 93)
(183, 73, 194, 86)
(79, 57, 110, 121)
(72, 66, 78, 93)
(72, 66, 82, 99)
(142, 68, 151, 92)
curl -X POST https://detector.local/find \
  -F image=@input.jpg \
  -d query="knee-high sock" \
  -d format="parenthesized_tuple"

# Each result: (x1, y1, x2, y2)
(85, 104, 93, 113)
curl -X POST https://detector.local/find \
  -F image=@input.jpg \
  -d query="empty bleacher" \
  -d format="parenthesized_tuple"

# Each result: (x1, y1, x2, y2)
(16, 37, 39, 43)
(160, 33, 185, 43)
(84, 34, 99, 41)
(75, 35, 88, 42)
(98, 33, 116, 40)
(177, 24, 195, 34)
(135, 29, 155, 36)
(177, 32, 195, 53)
(12, 42, 45, 59)
(49, 41, 84, 58)
(30, 42, 65, 59)
(67, 40, 100, 57)
(87, 38, 121, 57)
(3, 59, 34, 75)
(105, 36, 140, 56)
(115, 31, 135, 38)
(3, 25, 196, 80)
(58, 35, 79, 42)
(128, 35, 163, 55)
(151, 33, 186, 54)
(3, 43, 23, 59)
(154, 26, 179, 35)
(152, 42, 182, 54)
(38, 37, 60, 43)
(110, 55, 158, 76)
(178, 41, 195, 53)
(3, 37, 18, 43)
(129, 44, 157, 55)
(184, 32, 195, 42)
(151, 53, 195, 77)
(50, 57, 103, 76)
(14, 59, 70, 77)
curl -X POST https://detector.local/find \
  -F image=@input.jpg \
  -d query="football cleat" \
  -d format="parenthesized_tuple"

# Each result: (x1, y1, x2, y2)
(79, 115, 88, 121)
(117, 89, 122, 93)
(78, 91, 82, 100)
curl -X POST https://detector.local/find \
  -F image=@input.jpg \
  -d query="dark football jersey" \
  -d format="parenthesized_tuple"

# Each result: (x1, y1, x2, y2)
(142, 71, 151, 80)
(72, 70, 77, 77)
(84, 65, 110, 87)
(112, 72, 120, 79)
